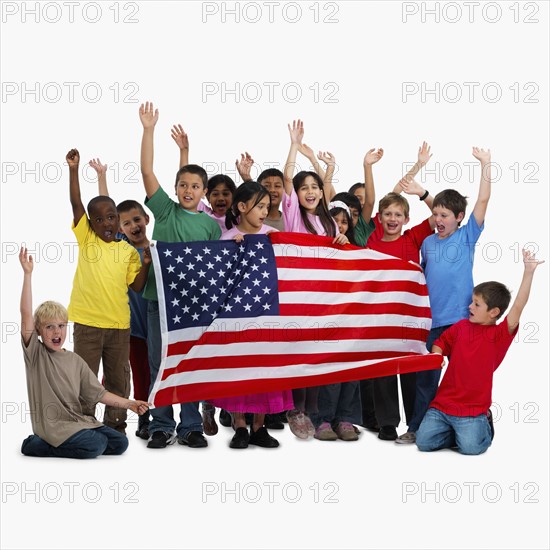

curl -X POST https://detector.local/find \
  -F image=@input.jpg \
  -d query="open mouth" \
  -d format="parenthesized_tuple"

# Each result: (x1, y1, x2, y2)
(52, 338, 61, 345)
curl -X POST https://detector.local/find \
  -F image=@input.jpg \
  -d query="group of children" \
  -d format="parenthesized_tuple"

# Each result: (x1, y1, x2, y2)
(18, 103, 543, 458)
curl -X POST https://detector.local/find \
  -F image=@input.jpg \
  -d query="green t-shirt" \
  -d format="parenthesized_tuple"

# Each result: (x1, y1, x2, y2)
(354, 215, 376, 247)
(143, 186, 222, 300)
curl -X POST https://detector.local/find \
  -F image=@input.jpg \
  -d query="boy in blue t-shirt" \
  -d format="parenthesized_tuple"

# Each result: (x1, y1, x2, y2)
(396, 147, 492, 444)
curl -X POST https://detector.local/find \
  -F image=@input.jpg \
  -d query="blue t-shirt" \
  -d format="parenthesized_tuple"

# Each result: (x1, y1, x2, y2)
(129, 247, 149, 340)
(117, 233, 148, 340)
(421, 214, 484, 328)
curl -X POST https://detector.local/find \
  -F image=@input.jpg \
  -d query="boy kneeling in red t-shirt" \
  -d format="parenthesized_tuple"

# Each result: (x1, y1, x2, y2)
(416, 249, 543, 455)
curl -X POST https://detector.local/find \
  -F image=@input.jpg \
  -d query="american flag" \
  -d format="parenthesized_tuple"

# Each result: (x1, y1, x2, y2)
(149, 232, 441, 407)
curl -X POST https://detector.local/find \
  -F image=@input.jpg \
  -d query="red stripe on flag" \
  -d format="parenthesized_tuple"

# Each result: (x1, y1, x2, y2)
(277, 279, 429, 295)
(275, 256, 420, 272)
(166, 326, 431, 356)
(153, 354, 443, 405)
(279, 302, 432, 317)
(161, 351, 421, 379)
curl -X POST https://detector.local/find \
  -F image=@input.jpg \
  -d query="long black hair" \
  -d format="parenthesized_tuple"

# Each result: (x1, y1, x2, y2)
(225, 180, 271, 230)
(292, 171, 335, 237)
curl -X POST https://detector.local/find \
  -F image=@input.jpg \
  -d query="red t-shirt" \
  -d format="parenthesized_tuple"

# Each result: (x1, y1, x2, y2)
(367, 218, 433, 263)
(430, 317, 518, 417)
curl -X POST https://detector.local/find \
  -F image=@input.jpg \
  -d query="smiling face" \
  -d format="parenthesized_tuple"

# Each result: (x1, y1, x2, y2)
(38, 318, 67, 351)
(176, 173, 206, 211)
(207, 183, 233, 217)
(89, 201, 119, 243)
(432, 205, 464, 239)
(119, 208, 149, 247)
(469, 293, 499, 325)
(379, 203, 409, 241)
(260, 176, 284, 210)
(239, 194, 271, 232)
(297, 175, 323, 214)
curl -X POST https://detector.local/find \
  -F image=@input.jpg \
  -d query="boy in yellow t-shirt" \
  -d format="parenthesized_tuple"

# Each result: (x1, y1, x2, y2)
(65, 149, 151, 433)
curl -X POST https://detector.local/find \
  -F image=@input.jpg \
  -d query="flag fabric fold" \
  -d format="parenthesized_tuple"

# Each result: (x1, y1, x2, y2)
(150, 232, 441, 407)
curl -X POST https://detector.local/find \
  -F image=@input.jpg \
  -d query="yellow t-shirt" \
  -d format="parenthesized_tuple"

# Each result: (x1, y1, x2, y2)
(68, 214, 141, 329)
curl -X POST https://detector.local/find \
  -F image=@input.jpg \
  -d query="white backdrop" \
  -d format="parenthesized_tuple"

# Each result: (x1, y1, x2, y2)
(1, 1, 548, 549)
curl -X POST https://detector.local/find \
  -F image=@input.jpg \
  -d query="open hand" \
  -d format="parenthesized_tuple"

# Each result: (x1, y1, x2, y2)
(89, 158, 107, 176)
(364, 148, 384, 166)
(171, 124, 189, 150)
(139, 101, 159, 129)
(472, 147, 490, 163)
(288, 119, 304, 145)
(235, 152, 254, 181)
(522, 248, 544, 273)
(19, 247, 34, 274)
(317, 151, 336, 167)
(417, 141, 432, 166)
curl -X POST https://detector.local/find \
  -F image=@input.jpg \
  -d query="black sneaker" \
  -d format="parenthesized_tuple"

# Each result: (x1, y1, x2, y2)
(264, 414, 285, 430)
(249, 426, 279, 448)
(147, 431, 176, 449)
(362, 423, 380, 433)
(378, 425, 398, 441)
(279, 412, 289, 423)
(219, 409, 232, 427)
(229, 427, 250, 449)
(177, 431, 208, 448)
(135, 414, 150, 440)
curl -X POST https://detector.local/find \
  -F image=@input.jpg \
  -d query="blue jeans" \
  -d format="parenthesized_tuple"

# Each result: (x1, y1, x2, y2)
(21, 426, 128, 459)
(416, 408, 492, 455)
(312, 382, 362, 428)
(407, 324, 451, 432)
(147, 301, 202, 437)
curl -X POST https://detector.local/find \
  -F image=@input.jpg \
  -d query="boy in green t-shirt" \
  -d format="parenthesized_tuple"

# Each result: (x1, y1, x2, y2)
(138, 102, 221, 450)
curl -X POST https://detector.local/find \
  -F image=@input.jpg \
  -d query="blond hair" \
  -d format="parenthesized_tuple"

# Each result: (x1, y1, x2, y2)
(34, 301, 68, 330)
(378, 193, 410, 218)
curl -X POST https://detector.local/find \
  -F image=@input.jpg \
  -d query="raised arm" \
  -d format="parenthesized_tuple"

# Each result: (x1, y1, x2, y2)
(171, 124, 189, 169)
(507, 249, 544, 334)
(397, 177, 435, 228)
(298, 142, 326, 182)
(19, 247, 35, 345)
(89, 158, 109, 197)
(283, 119, 304, 196)
(235, 152, 254, 182)
(139, 102, 160, 199)
(66, 149, 86, 225)
(363, 148, 383, 222)
(401, 141, 432, 182)
(317, 151, 336, 202)
(472, 147, 491, 227)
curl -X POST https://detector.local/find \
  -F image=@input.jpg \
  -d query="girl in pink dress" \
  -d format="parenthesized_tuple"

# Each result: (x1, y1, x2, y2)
(210, 181, 294, 449)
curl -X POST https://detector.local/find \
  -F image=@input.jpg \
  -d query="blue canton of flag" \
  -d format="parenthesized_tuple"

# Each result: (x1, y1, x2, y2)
(154, 234, 280, 331)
